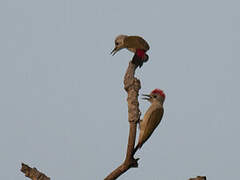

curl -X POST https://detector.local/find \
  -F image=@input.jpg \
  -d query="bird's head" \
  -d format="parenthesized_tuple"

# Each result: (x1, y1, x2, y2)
(111, 35, 128, 56)
(142, 89, 165, 104)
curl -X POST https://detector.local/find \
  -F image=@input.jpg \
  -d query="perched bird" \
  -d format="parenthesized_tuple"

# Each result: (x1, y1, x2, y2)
(111, 35, 150, 68)
(133, 89, 165, 155)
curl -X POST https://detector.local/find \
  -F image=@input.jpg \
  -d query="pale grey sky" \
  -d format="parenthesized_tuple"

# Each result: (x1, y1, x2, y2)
(0, 0, 240, 180)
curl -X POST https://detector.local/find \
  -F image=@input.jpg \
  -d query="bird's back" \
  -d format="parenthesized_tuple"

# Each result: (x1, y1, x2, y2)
(138, 104, 164, 148)
(124, 36, 150, 51)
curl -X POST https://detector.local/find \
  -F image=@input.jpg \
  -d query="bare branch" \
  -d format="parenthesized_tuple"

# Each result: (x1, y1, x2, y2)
(19, 62, 207, 180)
(189, 176, 207, 180)
(104, 61, 141, 180)
(20, 163, 50, 180)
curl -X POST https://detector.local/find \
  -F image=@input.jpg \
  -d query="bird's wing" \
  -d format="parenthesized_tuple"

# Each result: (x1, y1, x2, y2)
(140, 107, 164, 146)
(124, 36, 150, 51)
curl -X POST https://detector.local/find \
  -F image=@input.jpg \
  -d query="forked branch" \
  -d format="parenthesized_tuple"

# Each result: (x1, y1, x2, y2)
(20, 62, 207, 180)
(104, 61, 141, 180)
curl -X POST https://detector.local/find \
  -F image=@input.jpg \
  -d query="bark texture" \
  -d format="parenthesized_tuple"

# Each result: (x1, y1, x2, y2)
(189, 176, 207, 180)
(19, 62, 207, 180)
(104, 61, 141, 180)
(21, 163, 50, 180)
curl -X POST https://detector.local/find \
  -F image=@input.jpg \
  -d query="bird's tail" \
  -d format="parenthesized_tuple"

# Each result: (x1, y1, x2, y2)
(132, 53, 143, 68)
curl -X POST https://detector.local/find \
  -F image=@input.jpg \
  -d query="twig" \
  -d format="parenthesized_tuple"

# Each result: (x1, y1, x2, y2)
(189, 176, 207, 180)
(20, 163, 50, 180)
(104, 61, 141, 180)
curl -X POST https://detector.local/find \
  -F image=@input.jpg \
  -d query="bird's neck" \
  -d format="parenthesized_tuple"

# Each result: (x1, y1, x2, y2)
(151, 100, 163, 107)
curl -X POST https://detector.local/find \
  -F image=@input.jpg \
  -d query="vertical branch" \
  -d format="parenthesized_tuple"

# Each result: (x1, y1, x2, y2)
(123, 62, 141, 164)
(19, 61, 208, 180)
(104, 62, 141, 180)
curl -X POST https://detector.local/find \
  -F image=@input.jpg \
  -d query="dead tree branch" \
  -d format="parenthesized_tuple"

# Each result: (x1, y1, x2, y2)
(20, 62, 207, 180)
(104, 61, 141, 180)
(189, 176, 207, 180)
(20, 163, 50, 180)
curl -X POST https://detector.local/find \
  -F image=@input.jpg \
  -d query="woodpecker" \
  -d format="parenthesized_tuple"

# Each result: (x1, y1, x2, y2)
(133, 89, 165, 155)
(111, 35, 150, 68)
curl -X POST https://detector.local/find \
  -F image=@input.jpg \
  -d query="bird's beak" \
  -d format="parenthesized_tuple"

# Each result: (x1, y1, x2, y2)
(142, 94, 151, 101)
(110, 47, 117, 56)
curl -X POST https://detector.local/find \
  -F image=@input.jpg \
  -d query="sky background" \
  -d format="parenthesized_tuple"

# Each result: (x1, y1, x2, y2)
(0, 0, 240, 180)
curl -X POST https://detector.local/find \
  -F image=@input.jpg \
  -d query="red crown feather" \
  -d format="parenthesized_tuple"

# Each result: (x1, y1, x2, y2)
(151, 89, 165, 99)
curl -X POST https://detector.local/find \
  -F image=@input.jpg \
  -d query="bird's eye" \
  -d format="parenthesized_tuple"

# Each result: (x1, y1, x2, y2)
(115, 42, 119, 46)
(153, 95, 157, 98)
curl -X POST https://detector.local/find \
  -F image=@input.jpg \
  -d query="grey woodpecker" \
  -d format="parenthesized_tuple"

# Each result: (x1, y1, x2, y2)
(133, 89, 165, 155)
(111, 35, 150, 68)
